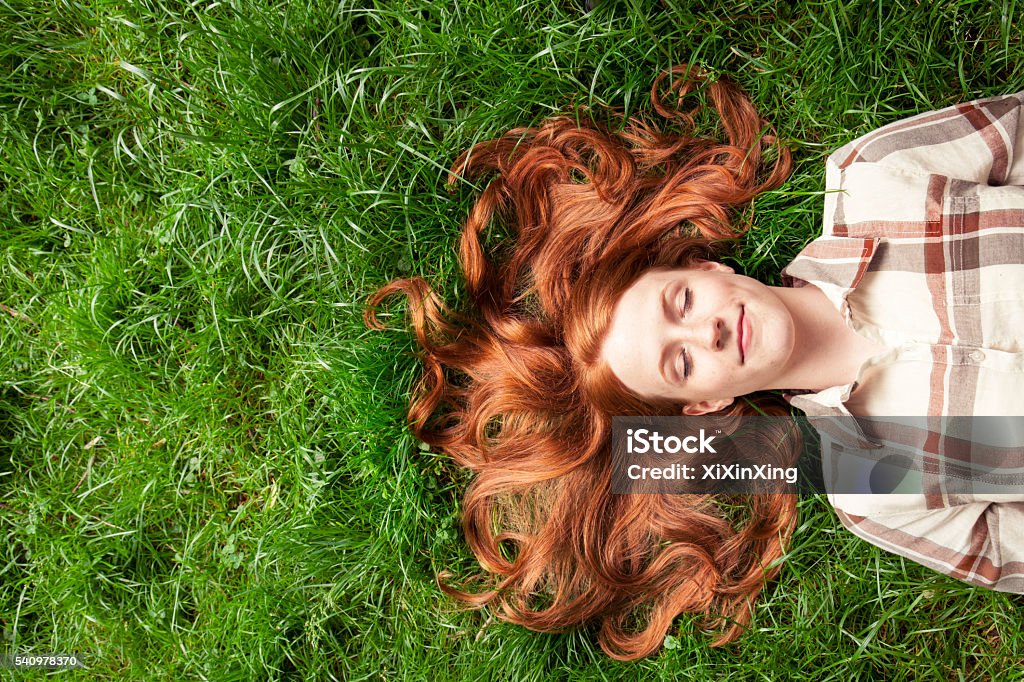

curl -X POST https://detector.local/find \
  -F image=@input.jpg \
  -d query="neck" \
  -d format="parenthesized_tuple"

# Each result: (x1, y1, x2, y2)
(769, 284, 882, 392)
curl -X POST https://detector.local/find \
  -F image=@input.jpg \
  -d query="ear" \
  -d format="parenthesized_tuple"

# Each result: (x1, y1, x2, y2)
(681, 397, 734, 416)
(692, 260, 734, 274)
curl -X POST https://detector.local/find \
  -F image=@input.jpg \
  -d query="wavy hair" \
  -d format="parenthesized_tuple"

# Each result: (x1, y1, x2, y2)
(365, 66, 799, 660)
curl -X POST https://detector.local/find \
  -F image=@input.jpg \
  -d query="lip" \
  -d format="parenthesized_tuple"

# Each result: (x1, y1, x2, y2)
(737, 305, 753, 364)
(741, 305, 749, 360)
(741, 305, 749, 364)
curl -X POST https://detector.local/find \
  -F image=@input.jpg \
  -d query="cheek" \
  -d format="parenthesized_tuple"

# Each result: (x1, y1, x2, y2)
(702, 357, 735, 384)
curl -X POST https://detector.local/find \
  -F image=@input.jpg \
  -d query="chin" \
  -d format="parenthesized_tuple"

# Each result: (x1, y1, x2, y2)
(751, 340, 792, 377)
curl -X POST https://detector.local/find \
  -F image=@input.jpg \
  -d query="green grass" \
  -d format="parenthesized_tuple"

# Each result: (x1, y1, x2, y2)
(2, 0, 1023, 679)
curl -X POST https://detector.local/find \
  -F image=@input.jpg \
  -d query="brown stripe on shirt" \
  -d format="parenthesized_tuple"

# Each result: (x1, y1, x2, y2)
(923, 240, 953, 344)
(961, 102, 1011, 185)
(925, 175, 947, 237)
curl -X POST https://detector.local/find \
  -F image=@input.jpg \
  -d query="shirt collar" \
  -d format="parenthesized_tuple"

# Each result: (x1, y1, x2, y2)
(780, 236, 881, 314)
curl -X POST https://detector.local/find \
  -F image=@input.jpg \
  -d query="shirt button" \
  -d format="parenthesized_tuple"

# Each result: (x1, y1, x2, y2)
(969, 350, 985, 362)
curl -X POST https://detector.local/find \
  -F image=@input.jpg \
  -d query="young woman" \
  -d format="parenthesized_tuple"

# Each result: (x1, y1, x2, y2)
(365, 66, 1024, 660)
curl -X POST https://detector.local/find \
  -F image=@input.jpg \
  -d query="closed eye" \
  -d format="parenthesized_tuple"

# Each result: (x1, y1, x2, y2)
(679, 287, 692, 319)
(677, 347, 690, 380)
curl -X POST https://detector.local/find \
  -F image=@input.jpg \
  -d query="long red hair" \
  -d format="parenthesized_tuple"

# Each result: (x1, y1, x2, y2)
(365, 66, 799, 660)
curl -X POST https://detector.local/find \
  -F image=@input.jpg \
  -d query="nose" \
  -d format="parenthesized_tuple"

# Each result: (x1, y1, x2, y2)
(678, 316, 725, 351)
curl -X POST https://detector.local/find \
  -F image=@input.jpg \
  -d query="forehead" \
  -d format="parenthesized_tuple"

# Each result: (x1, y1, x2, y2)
(619, 269, 668, 304)
(600, 270, 673, 396)
(615, 267, 702, 308)
(609, 269, 678, 334)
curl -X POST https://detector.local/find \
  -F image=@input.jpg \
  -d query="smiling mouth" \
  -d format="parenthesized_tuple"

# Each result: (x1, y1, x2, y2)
(738, 305, 745, 364)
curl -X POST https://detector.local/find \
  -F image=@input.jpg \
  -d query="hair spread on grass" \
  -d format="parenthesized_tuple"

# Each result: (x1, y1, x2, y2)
(365, 66, 798, 660)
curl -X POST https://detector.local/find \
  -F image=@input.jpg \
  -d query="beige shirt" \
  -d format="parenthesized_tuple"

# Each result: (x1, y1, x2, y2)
(781, 91, 1024, 591)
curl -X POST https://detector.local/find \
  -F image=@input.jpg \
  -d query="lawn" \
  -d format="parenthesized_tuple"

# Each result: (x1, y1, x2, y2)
(2, 0, 1023, 679)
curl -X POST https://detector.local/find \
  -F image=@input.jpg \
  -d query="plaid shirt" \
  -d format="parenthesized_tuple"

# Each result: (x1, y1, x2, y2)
(781, 91, 1024, 592)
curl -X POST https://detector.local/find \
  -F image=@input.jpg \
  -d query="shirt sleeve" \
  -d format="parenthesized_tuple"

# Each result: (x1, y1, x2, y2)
(825, 92, 1024, 186)
(830, 494, 1024, 592)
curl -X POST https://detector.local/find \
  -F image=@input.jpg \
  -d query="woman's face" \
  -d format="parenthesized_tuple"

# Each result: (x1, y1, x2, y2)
(599, 262, 797, 414)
